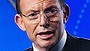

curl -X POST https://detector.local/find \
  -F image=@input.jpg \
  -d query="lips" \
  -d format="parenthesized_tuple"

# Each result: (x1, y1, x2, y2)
(37, 30, 55, 40)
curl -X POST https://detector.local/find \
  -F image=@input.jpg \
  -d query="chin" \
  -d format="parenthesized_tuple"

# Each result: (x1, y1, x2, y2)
(38, 39, 56, 48)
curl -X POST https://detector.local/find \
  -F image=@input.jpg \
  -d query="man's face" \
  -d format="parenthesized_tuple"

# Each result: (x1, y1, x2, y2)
(16, 0, 67, 48)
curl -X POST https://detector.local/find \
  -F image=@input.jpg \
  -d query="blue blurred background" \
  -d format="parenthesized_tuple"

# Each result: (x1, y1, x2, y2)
(0, 0, 90, 51)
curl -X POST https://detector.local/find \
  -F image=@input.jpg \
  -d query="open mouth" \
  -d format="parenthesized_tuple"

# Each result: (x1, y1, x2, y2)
(37, 30, 55, 40)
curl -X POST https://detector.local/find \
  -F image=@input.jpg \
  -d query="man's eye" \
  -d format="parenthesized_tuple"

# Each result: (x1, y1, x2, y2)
(28, 12, 39, 16)
(45, 8, 58, 14)
(45, 8, 58, 17)
(50, 8, 58, 13)
(29, 13, 37, 16)
(45, 10, 49, 13)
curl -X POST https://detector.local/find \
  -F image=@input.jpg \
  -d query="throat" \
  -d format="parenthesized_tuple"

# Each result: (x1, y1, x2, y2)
(33, 43, 50, 51)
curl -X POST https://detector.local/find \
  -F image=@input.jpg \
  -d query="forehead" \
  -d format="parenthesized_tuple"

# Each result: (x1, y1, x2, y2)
(20, 0, 57, 4)
(20, 0, 61, 13)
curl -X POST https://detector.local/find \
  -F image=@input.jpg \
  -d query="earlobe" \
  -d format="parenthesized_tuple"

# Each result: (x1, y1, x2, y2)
(63, 4, 70, 23)
(14, 14, 26, 31)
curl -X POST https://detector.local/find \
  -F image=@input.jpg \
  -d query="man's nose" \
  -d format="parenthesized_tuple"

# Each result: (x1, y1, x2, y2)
(39, 14, 50, 28)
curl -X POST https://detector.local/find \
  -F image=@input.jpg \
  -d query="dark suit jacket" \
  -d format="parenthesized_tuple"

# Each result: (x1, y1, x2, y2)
(25, 32, 90, 51)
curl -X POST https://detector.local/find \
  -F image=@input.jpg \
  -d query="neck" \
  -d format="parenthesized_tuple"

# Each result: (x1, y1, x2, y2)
(33, 43, 50, 51)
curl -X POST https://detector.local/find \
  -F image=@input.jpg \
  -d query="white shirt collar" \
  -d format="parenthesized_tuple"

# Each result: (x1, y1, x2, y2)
(33, 29, 67, 51)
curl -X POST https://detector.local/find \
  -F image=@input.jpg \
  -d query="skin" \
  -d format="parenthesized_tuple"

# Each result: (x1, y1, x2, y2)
(15, 0, 69, 51)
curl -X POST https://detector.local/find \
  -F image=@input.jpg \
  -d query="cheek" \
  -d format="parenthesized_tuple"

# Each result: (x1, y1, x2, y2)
(50, 20, 60, 30)
(50, 13, 63, 29)
(50, 21, 60, 35)
(25, 23, 39, 41)
(50, 19, 63, 37)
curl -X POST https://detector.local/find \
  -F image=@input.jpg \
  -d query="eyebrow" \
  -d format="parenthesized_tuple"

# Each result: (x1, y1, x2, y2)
(44, 5, 58, 11)
(25, 8, 39, 15)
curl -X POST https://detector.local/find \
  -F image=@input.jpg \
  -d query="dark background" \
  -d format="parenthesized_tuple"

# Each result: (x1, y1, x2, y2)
(0, 0, 90, 51)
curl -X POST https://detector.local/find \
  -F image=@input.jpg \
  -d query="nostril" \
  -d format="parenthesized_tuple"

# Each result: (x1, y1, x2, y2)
(46, 23, 50, 27)
(40, 22, 50, 28)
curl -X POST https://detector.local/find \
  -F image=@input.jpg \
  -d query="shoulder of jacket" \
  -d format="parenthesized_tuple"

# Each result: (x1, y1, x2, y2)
(25, 47, 33, 51)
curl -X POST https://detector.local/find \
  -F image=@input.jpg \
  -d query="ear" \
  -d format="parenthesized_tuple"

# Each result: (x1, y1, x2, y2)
(14, 14, 26, 31)
(63, 4, 70, 23)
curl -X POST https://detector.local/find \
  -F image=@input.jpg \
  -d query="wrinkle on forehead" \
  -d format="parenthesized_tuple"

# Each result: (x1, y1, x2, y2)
(35, 0, 56, 4)
(20, 0, 58, 14)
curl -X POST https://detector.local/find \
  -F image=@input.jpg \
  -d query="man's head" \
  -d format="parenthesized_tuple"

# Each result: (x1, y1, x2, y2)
(15, 0, 69, 50)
